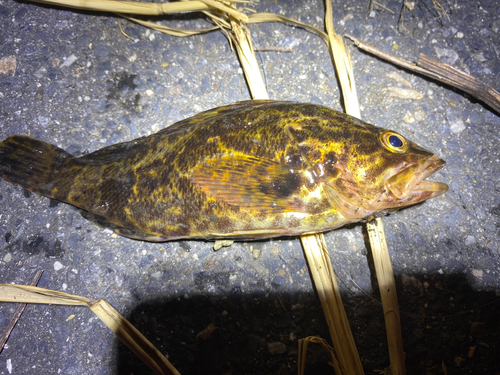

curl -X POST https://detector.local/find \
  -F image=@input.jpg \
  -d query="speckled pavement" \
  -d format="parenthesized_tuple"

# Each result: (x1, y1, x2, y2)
(0, 0, 499, 374)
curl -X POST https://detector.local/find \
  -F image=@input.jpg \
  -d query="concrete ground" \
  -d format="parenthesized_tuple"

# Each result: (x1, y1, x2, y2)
(0, 0, 499, 374)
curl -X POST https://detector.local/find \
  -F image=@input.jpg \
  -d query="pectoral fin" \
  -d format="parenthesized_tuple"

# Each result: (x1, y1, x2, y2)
(189, 155, 306, 213)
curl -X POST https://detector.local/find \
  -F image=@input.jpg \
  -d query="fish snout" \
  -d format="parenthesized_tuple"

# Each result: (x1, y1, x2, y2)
(385, 155, 448, 201)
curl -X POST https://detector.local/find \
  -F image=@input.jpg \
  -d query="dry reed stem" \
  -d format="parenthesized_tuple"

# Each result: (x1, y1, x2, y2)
(90, 299, 181, 375)
(300, 233, 363, 375)
(345, 34, 500, 115)
(28, 0, 248, 22)
(224, 6, 355, 374)
(30, 0, 209, 15)
(229, 19, 269, 100)
(0, 284, 179, 375)
(324, 0, 360, 118)
(367, 218, 406, 375)
(298, 336, 338, 374)
(0, 271, 44, 354)
(222, 3, 360, 373)
(0, 284, 96, 305)
(247, 13, 328, 42)
(120, 14, 219, 36)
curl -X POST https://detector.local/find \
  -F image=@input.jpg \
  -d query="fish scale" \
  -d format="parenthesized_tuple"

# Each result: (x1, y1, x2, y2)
(0, 100, 448, 242)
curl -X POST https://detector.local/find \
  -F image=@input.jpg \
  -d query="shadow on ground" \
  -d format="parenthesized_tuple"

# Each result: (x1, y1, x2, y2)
(115, 271, 500, 375)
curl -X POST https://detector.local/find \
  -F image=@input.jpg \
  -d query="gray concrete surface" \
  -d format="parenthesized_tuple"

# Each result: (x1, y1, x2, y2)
(0, 0, 499, 374)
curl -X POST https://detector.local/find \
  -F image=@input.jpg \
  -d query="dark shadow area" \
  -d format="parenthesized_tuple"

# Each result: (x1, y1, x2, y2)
(115, 291, 333, 375)
(396, 272, 500, 374)
(115, 271, 500, 375)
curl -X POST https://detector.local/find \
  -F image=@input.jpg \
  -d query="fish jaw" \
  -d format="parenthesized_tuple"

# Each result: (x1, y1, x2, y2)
(322, 154, 448, 221)
(385, 154, 448, 204)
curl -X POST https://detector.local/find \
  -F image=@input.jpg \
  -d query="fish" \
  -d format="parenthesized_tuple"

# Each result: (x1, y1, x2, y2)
(0, 100, 448, 241)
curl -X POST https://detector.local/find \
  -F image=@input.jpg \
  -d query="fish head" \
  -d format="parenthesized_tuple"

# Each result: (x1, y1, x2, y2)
(297, 121, 448, 220)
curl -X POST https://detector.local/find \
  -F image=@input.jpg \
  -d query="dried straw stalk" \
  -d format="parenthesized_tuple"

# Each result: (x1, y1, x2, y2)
(228, 18, 269, 100)
(298, 336, 337, 374)
(324, 0, 360, 119)
(300, 234, 363, 374)
(367, 218, 406, 374)
(28, 0, 249, 21)
(0, 271, 44, 354)
(0, 284, 180, 375)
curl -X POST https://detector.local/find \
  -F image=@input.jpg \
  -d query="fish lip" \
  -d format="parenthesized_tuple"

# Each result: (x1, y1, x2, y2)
(385, 154, 448, 200)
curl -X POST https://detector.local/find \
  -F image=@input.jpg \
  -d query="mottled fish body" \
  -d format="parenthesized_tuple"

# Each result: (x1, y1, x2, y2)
(0, 101, 448, 241)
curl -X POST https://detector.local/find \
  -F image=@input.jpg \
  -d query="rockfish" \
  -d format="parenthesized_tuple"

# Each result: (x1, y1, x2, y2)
(0, 101, 448, 241)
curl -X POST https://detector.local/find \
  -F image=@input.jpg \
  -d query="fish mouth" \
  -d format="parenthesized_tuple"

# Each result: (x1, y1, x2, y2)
(385, 154, 448, 202)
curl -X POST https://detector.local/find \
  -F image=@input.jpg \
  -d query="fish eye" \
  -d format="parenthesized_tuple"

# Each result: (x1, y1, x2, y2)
(389, 135, 403, 148)
(380, 131, 408, 153)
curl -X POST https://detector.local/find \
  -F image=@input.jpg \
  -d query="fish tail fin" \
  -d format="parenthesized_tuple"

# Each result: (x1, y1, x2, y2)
(0, 135, 73, 198)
